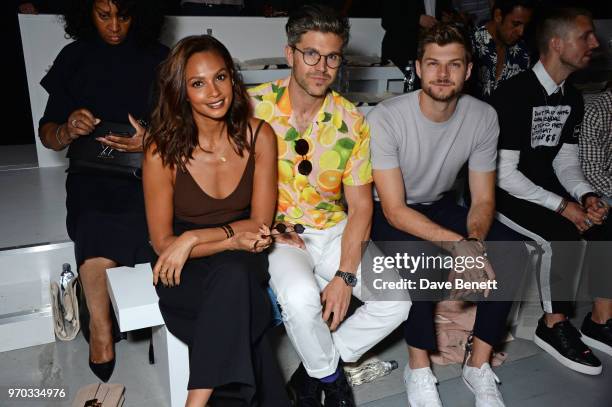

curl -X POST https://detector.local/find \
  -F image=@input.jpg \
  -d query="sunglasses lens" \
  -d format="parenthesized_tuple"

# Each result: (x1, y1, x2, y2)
(294, 139, 309, 155)
(293, 224, 305, 234)
(274, 223, 287, 233)
(298, 159, 312, 176)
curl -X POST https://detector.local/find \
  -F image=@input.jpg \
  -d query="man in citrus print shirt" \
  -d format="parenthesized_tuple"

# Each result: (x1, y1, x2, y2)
(249, 5, 410, 406)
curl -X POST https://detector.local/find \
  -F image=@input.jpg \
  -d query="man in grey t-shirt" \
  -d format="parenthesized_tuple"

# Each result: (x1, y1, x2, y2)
(369, 23, 526, 407)
(369, 88, 498, 204)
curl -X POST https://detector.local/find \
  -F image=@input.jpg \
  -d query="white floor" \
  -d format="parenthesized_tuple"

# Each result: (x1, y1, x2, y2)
(0, 314, 610, 406)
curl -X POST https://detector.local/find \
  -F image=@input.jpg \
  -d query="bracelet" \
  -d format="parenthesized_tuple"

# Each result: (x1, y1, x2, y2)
(220, 225, 230, 238)
(220, 224, 235, 239)
(55, 124, 66, 148)
(556, 198, 568, 214)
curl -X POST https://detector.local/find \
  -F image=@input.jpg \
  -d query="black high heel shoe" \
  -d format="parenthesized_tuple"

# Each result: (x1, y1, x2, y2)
(89, 355, 115, 383)
(88, 326, 116, 382)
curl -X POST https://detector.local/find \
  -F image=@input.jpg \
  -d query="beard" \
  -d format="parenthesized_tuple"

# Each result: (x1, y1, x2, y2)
(421, 80, 461, 102)
(560, 54, 591, 72)
(294, 71, 333, 98)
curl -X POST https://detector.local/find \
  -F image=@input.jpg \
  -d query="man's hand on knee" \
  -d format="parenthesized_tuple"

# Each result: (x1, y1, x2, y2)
(321, 277, 352, 331)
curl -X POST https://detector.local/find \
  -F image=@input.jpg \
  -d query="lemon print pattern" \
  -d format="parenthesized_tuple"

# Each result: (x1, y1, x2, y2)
(333, 138, 355, 169)
(319, 150, 341, 170)
(255, 100, 274, 122)
(293, 174, 309, 192)
(319, 124, 337, 146)
(358, 161, 372, 184)
(248, 77, 372, 229)
(277, 138, 288, 158)
(317, 170, 343, 192)
(278, 159, 294, 183)
(287, 206, 304, 219)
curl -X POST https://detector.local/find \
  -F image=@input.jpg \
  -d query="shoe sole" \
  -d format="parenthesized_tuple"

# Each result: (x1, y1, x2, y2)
(580, 330, 612, 357)
(533, 333, 602, 375)
(461, 376, 504, 407)
(406, 397, 441, 407)
(404, 379, 442, 407)
(462, 375, 476, 396)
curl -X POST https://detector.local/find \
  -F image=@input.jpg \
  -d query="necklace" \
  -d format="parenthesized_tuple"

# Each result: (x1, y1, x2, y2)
(199, 143, 229, 162)
(199, 124, 229, 163)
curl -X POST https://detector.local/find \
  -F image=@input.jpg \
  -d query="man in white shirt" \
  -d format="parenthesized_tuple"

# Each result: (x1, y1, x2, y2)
(492, 7, 612, 375)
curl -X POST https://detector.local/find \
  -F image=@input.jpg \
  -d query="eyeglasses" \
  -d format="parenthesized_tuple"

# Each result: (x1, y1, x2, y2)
(294, 138, 312, 176)
(291, 46, 343, 69)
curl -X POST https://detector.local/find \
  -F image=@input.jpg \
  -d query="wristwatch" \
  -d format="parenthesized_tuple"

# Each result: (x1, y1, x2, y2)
(335, 270, 358, 287)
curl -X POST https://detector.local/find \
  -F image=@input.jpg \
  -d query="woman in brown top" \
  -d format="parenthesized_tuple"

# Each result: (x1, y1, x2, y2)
(143, 35, 288, 407)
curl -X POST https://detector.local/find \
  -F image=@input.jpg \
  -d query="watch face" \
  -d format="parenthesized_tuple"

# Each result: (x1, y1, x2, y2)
(336, 270, 357, 287)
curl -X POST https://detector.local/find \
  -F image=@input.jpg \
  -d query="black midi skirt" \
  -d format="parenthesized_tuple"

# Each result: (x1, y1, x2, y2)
(65, 172, 152, 267)
(154, 219, 290, 407)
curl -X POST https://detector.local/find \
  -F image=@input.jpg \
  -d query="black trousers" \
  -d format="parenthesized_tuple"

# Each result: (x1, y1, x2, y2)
(371, 195, 528, 351)
(497, 190, 612, 316)
(154, 220, 290, 406)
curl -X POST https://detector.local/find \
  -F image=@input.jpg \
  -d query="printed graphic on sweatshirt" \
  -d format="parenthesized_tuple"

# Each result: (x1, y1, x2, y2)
(531, 104, 571, 148)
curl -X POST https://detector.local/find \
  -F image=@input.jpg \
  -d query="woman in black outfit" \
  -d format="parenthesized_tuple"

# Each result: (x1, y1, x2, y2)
(38, 0, 168, 382)
(143, 35, 289, 407)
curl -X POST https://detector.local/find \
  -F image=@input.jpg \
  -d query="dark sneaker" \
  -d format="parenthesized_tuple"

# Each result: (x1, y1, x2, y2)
(287, 363, 322, 407)
(580, 312, 612, 357)
(321, 367, 355, 407)
(534, 316, 602, 375)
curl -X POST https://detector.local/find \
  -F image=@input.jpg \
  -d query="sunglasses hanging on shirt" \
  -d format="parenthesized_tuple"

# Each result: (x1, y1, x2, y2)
(295, 138, 312, 176)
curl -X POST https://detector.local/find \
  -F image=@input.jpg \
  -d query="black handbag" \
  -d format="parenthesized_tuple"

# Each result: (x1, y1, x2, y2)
(66, 121, 143, 178)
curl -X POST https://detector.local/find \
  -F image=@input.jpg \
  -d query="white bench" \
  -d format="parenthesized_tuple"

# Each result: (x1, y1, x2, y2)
(106, 264, 189, 407)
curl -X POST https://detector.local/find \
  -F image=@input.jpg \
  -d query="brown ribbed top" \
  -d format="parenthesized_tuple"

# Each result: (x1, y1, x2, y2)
(173, 122, 262, 225)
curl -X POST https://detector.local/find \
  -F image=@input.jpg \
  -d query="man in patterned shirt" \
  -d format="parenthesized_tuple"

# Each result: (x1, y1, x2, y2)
(580, 85, 612, 205)
(471, 0, 534, 99)
(249, 5, 410, 406)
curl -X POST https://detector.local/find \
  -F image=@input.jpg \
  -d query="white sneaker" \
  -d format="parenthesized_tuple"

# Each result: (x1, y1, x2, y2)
(462, 363, 505, 407)
(403, 365, 443, 407)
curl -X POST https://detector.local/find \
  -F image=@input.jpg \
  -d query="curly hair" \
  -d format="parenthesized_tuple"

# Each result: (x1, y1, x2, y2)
(146, 35, 252, 171)
(63, 0, 164, 46)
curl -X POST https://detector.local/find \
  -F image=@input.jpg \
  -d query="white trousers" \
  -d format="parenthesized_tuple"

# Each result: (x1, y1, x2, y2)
(268, 220, 411, 378)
